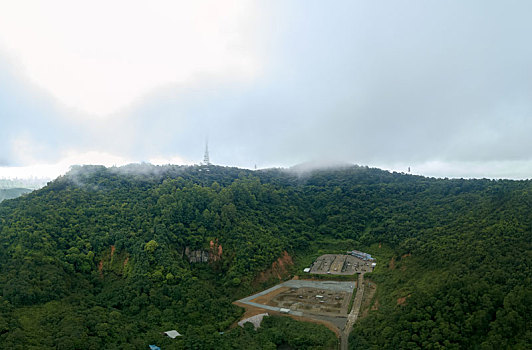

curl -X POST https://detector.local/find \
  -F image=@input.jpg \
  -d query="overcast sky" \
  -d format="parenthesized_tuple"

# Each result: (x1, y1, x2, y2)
(1, 0, 531, 179)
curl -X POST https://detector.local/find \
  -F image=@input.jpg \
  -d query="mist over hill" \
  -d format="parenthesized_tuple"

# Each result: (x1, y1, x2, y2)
(0, 188, 32, 202)
(0, 164, 530, 349)
(0, 178, 49, 190)
(0, 178, 50, 202)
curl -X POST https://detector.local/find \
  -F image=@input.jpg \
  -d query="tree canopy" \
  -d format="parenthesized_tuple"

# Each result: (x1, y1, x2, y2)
(0, 164, 530, 349)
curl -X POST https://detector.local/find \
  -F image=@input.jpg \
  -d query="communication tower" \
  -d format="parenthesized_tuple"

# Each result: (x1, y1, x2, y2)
(203, 141, 211, 166)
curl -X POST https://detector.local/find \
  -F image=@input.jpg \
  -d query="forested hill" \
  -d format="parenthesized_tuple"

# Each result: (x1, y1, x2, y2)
(0, 164, 530, 349)
(0, 188, 32, 202)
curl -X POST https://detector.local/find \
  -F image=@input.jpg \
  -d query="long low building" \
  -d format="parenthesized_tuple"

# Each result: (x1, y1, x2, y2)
(348, 250, 374, 261)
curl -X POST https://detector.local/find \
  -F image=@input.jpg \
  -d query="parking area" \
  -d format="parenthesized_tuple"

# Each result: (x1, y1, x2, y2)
(310, 254, 375, 275)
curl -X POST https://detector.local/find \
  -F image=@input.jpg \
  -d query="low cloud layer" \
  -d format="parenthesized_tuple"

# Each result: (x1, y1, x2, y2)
(1, 1, 531, 179)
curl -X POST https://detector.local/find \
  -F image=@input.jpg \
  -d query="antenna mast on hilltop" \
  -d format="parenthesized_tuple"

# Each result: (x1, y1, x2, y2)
(203, 140, 211, 165)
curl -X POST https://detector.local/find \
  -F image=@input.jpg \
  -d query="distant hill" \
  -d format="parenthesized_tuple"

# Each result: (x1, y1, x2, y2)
(0, 177, 49, 188)
(0, 187, 32, 202)
(0, 164, 530, 349)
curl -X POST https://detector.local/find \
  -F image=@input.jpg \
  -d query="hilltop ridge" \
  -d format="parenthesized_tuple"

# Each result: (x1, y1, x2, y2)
(0, 164, 530, 349)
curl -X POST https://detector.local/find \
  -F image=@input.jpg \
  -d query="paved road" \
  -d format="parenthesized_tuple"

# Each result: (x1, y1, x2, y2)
(340, 273, 365, 350)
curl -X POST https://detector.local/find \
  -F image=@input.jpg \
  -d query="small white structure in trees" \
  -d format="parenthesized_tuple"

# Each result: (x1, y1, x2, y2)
(164, 330, 182, 339)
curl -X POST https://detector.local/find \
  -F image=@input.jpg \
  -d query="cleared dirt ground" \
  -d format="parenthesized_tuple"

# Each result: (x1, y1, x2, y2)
(251, 286, 290, 305)
(233, 300, 343, 337)
(235, 279, 356, 339)
(268, 287, 351, 316)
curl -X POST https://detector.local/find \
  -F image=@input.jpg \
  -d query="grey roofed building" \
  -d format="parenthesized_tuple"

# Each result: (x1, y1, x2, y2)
(349, 250, 374, 261)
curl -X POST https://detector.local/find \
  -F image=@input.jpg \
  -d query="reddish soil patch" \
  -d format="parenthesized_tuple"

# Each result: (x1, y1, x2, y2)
(98, 260, 103, 277)
(123, 256, 129, 267)
(397, 294, 410, 305)
(277, 251, 293, 269)
(110, 245, 115, 259)
(209, 239, 223, 261)
(401, 253, 411, 258)
(255, 251, 294, 283)
(379, 243, 382, 248)
(251, 287, 290, 305)
(371, 299, 380, 310)
(389, 257, 396, 270)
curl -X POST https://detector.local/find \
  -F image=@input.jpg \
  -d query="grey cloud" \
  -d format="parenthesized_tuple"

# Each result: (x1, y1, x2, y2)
(0, 53, 89, 166)
(2, 1, 532, 179)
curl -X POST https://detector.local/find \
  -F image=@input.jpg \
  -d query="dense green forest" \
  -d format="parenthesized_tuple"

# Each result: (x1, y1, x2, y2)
(0, 164, 530, 349)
